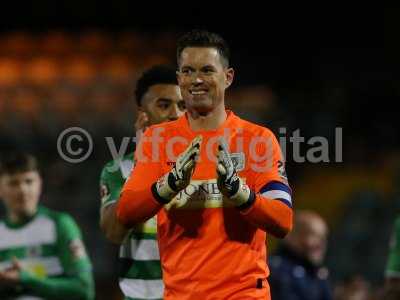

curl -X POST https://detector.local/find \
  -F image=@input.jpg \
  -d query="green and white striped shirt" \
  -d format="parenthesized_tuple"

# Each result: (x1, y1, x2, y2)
(100, 153, 163, 300)
(0, 206, 94, 300)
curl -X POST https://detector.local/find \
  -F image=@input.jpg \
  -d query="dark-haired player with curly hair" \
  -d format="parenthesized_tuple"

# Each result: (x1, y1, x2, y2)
(118, 30, 293, 300)
(99, 65, 185, 300)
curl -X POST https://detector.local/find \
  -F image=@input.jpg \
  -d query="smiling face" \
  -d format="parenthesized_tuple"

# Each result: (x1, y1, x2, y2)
(177, 47, 234, 115)
(141, 84, 185, 125)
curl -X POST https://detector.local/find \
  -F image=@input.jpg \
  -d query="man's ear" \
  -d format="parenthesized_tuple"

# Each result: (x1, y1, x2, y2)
(225, 68, 234, 88)
(134, 107, 149, 132)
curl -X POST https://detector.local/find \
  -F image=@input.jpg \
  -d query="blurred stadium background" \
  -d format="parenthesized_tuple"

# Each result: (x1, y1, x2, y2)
(0, 4, 397, 299)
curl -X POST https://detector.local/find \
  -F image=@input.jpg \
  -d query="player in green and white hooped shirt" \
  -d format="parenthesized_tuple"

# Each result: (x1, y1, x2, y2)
(99, 65, 185, 300)
(384, 216, 400, 299)
(0, 152, 94, 300)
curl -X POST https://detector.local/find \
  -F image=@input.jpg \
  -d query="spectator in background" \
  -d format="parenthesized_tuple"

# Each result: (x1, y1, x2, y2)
(0, 153, 94, 300)
(269, 210, 332, 300)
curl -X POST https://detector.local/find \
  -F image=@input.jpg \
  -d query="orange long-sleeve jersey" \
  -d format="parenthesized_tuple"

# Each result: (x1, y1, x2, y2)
(117, 111, 293, 300)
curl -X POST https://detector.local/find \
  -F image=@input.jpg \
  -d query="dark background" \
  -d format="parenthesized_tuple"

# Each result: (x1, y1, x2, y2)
(0, 3, 398, 299)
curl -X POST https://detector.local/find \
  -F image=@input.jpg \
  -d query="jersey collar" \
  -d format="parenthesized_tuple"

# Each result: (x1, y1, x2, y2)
(4, 205, 42, 229)
(177, 110, 238, 137)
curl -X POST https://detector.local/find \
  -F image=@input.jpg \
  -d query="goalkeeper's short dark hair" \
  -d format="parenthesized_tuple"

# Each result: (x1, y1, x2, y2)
(135, 65, 178, 107)
(0, 152, 39, 176)
(177, 29, 230, 67)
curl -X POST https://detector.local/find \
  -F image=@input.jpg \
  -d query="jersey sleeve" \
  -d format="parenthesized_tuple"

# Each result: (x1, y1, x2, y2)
(251, 129, 290, 198)
(386, 217, 400, 277)
(19, 270, 95, 300)
(241, 130, 293, 238)
(99, 161, 125, 209)
(56, 214, 92, 275)
(117, 127, 165, 227)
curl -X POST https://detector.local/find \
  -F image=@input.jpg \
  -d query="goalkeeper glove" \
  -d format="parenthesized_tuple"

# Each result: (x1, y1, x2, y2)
(216, 137, 255, 209)
(152, 135, 202, 203)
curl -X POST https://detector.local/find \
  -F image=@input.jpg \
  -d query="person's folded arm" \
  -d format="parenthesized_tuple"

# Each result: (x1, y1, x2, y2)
(20, 269, 93, 300)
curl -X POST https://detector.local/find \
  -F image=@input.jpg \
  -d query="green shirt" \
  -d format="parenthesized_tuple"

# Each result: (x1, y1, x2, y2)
(100, 153, 163, 300)
(386, 216, 400, 278)
(0, 206, 94, 300)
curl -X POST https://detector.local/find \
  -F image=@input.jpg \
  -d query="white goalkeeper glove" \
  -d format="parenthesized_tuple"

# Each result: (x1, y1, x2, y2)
(216, 137, 255, 209)
(152, 135, 202, 203)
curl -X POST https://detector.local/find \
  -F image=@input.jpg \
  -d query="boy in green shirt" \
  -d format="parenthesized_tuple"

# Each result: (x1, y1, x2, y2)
(0, 152, 94, 300)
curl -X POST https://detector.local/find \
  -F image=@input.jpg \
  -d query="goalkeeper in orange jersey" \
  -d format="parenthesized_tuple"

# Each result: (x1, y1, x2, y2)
(117, 29, 293, 300)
